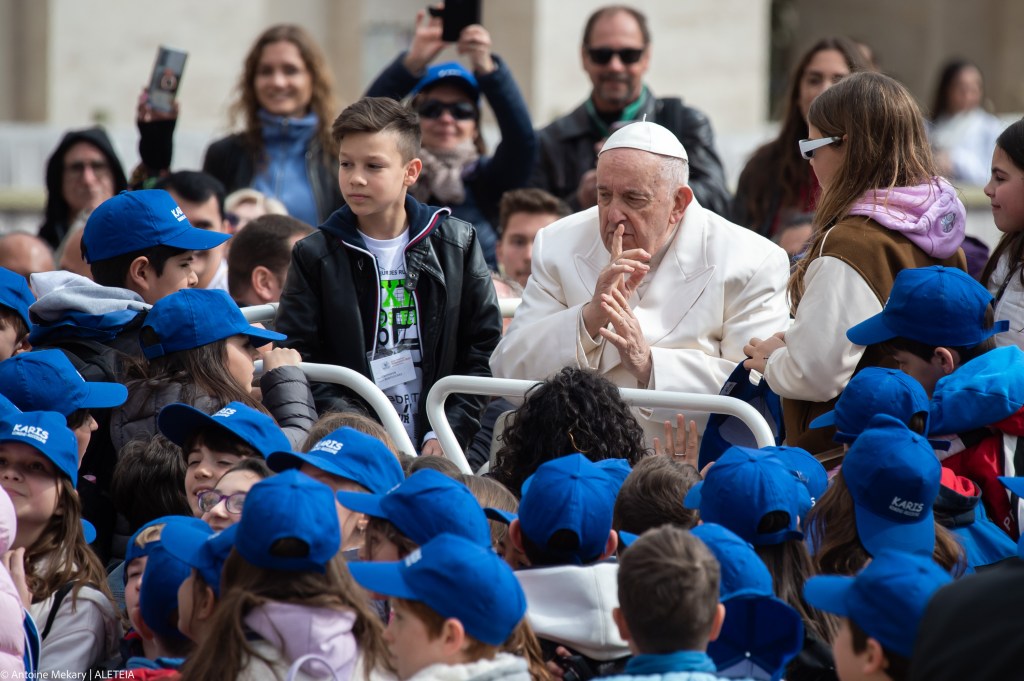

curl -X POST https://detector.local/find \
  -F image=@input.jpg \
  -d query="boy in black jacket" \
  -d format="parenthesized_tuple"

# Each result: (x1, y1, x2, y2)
(276, 97, 501, 456)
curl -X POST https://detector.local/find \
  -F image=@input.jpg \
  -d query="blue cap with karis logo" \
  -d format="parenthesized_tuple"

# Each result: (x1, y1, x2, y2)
(843, 414, 940, 558)
(82, 189, 230, 263)
(0, 410, 78, 485)
(268, 426, 404, 495)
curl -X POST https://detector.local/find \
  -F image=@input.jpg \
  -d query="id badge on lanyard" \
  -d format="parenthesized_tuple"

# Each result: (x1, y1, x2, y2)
(367, 341, 416, 391)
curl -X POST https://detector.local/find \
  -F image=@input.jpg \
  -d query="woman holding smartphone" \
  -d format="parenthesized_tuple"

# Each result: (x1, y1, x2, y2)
(203, 24, 342, 226)
(365, 8, 536, 269)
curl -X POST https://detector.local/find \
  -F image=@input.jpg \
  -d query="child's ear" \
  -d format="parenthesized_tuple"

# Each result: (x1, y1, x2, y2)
(441, 617, 467, 656)
(196, 584, 218, 621)
(12, 336, 31, 355)
(599, 530, 619, 561)
(611, 607, 631, 643)
(708, 603, 726, 642)
(404, 158, 423, 187)
(508, 519, 526, 554)
(126, 256, 152, 293)
(862, 637, 888, 675)
(933, 347, 958, 375)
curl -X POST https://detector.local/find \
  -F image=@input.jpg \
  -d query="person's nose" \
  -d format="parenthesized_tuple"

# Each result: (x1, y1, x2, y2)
(984, 177, 996, 199)
(0, 465, 21, 482)
(270, 69, 288, 88)
(523, 243, 534, 266)
(187, 268, 199, 288)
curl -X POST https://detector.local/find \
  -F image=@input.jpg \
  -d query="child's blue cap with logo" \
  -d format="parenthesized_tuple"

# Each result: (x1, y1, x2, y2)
(82, 189, 230, 263)
(160, 518, 234, 596)
(348, 533, 526, 646)
(158, 401, 290, 459)
(337, 469, 491, 548)
(843, 414, 940, 558)
(0, 410, 78, 485)
(0, 266, 34, 329)
(141, 288, 284, 359)
(0, 349, 127, 417)
(684, 447, 803, 545)
(268, 426, 404, 495)
(137, 517, 206, 641)
(810, 367, 930, 443)
(804, 549, 952, 657)
(219, 469, 340, 573)
(847, 266, 1008, 347)
(761, 445, 828, 517)
(517, 453, 619, 565)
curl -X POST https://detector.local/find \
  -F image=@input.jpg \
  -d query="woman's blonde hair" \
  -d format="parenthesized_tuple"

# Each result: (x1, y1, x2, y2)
(788, 72, 937, 311)
(180, 547, 390, 680)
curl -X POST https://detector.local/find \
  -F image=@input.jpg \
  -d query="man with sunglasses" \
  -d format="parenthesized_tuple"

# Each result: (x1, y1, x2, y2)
(531, 5, 731, 218)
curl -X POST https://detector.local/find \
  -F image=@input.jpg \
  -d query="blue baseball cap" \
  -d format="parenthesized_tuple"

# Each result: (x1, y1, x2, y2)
(847, 266, 1008, 347)
(159, 518, 234, 596)
(158, 401, 289, 459)
(693, 524, 804, 679)
(124, 516, 208, 571)
(0, 349, 127, 417)
(595, 458, 632, 493)
(338, 469, 491, 548)
(349, 533, 526, 646)
(268, 427, 403, 495)
(761, 446, 828, 517)
(0, 393, 20, 417)
(0, 266, 33, 329)
(809, 368, 929, 443)
(0, 411, 78, 485)
(518, 453, 619, 565)
(804, 549, 952, 657)
(410, 62, 479, 99)
(141, 288, 284, 359)
(220, 470, 340, 573)
(999, 476, 1024, 560)
(843, 414, 940, 558)
(684, 447, 803, 545)
(82, 190, 230, 263)
(139, 536, 193, 641)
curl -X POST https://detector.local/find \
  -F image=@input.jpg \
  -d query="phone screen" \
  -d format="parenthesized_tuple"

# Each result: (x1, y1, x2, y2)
(148, 46, 188, 114)
(439, 0, 482, 42)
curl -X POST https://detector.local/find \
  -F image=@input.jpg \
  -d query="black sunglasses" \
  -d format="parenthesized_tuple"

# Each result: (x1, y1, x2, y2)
(586, 47, 645, 65)
(417, 99, 477, 121)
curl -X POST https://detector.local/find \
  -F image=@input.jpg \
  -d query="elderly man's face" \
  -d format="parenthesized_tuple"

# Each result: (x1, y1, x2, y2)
(596, 148, 692, 256)
(582, 11, 649, 111)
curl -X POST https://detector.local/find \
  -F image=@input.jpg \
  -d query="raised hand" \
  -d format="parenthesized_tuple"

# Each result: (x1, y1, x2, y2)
(403, 7, 447, 75)
(583, 224, 650, 338)
(598, 286, 652, 384)
(653, 413, 699, 467)
(457, 24, 495, 74)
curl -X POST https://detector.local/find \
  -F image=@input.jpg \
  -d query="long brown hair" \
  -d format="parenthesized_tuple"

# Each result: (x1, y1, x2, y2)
(805, 471, 967, 578)
(230, 24, 338, 163)
(738, 37, 868, 231)
(980, 119, 1024, 288)
(26, 477, 113, 606)
(180, 548, 390, 681)
(125, 335, 267, 414)
(787, 72, 937, 312)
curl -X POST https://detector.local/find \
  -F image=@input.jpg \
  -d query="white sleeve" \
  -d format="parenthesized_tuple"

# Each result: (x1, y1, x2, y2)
(490, 229, 599, 379)
(35, 588, 119, 674)
(763, 256, 882, 402)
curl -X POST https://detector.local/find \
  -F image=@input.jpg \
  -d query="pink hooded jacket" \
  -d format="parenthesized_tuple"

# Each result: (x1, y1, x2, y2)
(848, 177, 966, 259)
(0, 491, 27, 673)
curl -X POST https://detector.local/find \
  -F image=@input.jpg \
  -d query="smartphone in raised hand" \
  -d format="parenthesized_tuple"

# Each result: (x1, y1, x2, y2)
(147, 46, 188, 114)
(428, 0, 482, 42)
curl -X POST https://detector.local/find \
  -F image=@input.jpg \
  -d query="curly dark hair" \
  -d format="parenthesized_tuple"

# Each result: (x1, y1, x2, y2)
(491, 368, 649, 496)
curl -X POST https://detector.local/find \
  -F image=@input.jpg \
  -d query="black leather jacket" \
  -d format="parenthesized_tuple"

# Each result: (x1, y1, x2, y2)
(530, 90, 732, 217)
(202, 133, 343, 225)
(275, 196, 502, 449)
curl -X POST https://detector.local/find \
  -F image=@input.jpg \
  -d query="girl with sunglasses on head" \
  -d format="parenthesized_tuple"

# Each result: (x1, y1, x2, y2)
(365, 8, 536, 269)
(743, 72, 968, 455)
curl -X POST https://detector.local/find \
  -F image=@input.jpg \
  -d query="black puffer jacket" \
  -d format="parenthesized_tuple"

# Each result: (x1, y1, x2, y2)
(202, 133, 343, 225)
(275, 195, 502, 449)
(530, 90, 732, 217)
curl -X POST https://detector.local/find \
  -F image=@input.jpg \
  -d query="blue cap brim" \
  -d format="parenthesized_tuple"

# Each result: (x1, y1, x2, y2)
(267, 450, 349, 480)
(483, 507, 517, 525)
(846, 313, 898, 346)
(158, 403, 223, 449)
(854, 504, 935, 558)
(79, 381, 128, 410)
(336, 490, 386, 518)
(161, 225, 231, 253)
(347, 560, 417, 600)
(82, 519, 96, 545)
(618, 531, 639, 548)
(160, 521, 216, 571)
(683, 481, 704, 510)
(808, 411, 836, 429)
(999, 476, 1024, 497)
(803, 575, 855, 617)
(245, 326, 286, 347)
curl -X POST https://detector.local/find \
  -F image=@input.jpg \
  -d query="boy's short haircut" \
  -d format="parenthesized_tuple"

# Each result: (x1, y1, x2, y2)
(87, 243, 189, 289)
(364, 515, 419, 559)
(882, 300, 997, 366)
(497, 189, 571, 237)
(154, 171, 227, 219)
(111, 436, 192, 532)
(226, 215, 313, 300)
(613, 456, 701, 535)
(848, 619, 910, 681)
(396, 597, 494, 657)
(331, 96, 421, 162)
(0, 308, 29, 344)
(184, 426, 261, 462)
(617, 525, 720, 654)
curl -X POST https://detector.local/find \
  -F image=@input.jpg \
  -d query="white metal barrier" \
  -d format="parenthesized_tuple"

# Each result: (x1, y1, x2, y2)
(253, 360, 417, 457)
(426, 375, 777, 474)
(242, 302, 279, 324)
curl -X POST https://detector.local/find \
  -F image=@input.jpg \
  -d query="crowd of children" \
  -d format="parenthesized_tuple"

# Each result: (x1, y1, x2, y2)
(1, 39, 1024, 680)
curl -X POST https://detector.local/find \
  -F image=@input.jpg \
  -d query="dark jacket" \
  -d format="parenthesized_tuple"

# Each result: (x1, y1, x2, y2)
(202, 132, 343, 225)
(530, 91, 731, 216)
(274, 195, 502, 449)
(365, 53, 537, 270)
(40, 127, 129, 249)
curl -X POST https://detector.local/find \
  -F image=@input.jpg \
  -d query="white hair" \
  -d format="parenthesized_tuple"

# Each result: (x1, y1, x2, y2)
(659, 156, 690, 189)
